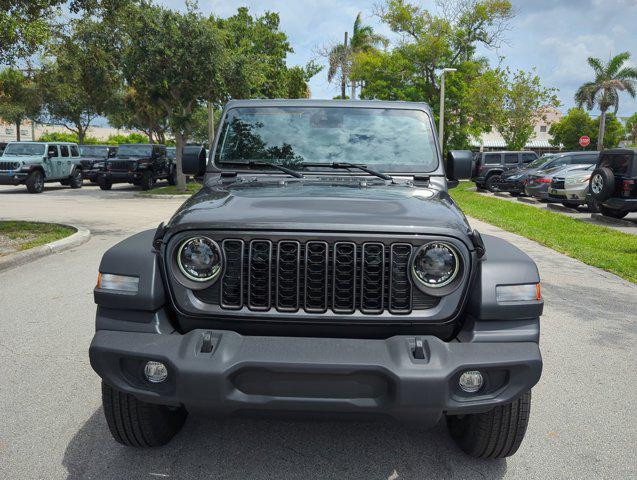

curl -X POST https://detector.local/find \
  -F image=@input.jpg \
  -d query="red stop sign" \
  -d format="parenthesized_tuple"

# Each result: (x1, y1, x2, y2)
(579, 135, 590, 147)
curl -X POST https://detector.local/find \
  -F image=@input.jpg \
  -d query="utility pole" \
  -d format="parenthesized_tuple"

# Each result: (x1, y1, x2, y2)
(438, 68, 457, 152)
(342, 31, 348, 99)
(207, 101, 214, 156)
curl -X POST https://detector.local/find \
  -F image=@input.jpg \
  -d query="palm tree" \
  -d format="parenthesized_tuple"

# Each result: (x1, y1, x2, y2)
(575, 52, 637, 150)
(327, 13, 386, 99)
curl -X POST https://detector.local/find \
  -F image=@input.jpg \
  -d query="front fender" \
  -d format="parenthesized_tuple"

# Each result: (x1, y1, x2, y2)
(94, 229, 165, 311)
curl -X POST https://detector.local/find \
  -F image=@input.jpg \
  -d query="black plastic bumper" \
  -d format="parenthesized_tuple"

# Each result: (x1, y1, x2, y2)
(603, 197, 637, 212)
(89, 329, 542, 425)
(0, 172, 28, 185)
(99, 171, 142, 184)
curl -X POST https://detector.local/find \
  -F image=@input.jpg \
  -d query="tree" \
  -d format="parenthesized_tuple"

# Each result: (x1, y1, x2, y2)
(0, 68, 41, 141)
(350, 0, 515, 150)
(625, 112, 637, 146)
(575, 52, 637, 150)
(549, 108, 596, 150)
(120, 3, 226, 190)
(108, 87, 169, 144)
(323, 12, 385, 99)
(487, 68, 559, 150)
(592, 114, 624, 149)
(39, 18, 121, 143)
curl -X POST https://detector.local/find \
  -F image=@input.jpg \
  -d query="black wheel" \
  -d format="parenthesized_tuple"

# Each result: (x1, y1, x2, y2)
(446, 391, 531, 459)
(140, 170, 154, 191)
(167, 167, 177, 186)
(589, 167, 615, 201)
(485, 175, 501, 192)
(586, 199, 601, 213)
(599, 205, 628, 219)
(25, 170, 45, 193)
(69, 168, 83, 189)
(98, 177, 112, 190)
(101, 382, 187, 447)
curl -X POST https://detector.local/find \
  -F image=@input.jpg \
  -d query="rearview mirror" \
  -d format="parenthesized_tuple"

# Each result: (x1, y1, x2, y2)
(446, 150, 474, 185)
(181, 146, 207, 177)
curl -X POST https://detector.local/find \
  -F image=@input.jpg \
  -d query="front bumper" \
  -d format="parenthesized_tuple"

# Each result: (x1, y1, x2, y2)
(98, 170, 142, 184)
(89, 329, 542, 425)
(0, 171, 29, 185)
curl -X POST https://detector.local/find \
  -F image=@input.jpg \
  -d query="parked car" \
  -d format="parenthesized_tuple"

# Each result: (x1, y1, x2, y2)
(494, 154, 557, 195)
(96, 143, 175, 191)
(167, 146, 176, 162)
(472, 150, 538, 191)
(89, 99, 543, 458)
(587, 148, 637, 218)
(0, 142, 7, 156)
(79, 145, 117, 182)
(0, 141, 83, 193)
(524, 151, 599, 200)
(546, 164, 595, 208)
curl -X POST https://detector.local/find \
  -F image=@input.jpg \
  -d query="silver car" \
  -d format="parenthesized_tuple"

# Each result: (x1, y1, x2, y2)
(547, 164, 595, 207)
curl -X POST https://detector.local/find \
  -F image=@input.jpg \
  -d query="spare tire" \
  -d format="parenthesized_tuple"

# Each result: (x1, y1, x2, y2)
(590, 167, 615, 201)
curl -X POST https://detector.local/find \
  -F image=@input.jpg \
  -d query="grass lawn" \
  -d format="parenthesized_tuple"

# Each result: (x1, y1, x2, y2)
(140, 183, 202, 195)
(449, 182, 637, 284)
(0, 221, 76, 255)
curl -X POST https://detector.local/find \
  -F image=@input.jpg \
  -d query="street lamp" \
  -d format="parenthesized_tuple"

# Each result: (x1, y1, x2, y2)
(438, 67, 457, 152)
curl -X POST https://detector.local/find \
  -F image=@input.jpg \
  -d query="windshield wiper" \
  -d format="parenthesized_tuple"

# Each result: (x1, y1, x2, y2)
(302, 162, 393, 181)
(247, 161, 304, 178)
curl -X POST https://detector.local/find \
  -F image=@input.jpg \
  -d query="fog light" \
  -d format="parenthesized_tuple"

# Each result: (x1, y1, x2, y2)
(144, 361, 168, 383)
(459, 370, 483, 393)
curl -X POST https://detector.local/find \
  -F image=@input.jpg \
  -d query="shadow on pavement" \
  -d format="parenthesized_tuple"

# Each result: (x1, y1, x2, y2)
(63, 408, 507, 480)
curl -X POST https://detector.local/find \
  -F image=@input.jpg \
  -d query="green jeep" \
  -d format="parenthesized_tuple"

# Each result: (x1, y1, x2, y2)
(0, 141, 84, 193)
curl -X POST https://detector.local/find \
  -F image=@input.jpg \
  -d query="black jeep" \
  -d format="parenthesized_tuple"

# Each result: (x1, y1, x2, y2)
(89, 100, 543, 459)
(79, 145, 117, 182)
(97, 143, 175, 190)
(588, 148, 637, 218)
(471, 151, 538, 191)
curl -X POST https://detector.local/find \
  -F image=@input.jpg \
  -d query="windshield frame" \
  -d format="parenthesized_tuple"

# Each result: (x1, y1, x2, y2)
(210, 103, 443, 176)
(115, 144, 153, 157)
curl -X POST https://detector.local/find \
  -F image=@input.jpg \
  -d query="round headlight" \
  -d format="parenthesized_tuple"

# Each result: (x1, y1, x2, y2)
(177, 237, 222, 282)
(412, 242, 460, 288)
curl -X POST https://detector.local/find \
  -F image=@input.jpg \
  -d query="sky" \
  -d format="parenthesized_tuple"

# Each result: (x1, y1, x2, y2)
(163, 0, 637, 116)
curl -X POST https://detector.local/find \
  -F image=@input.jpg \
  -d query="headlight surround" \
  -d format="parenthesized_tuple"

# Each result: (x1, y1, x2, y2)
(411, 242, 462, 295)
(176, 236, 223, 283)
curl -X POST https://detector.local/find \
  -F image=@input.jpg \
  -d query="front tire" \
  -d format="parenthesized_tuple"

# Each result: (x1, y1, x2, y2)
(485, 175, 501, 192)
(101, 382, 187, 447)
(446, 390, 531, 459)
(140, 170, 154, 191)
(98, 177, 112, 190)
(25, 170, 45, 194)
(69, 168, 83, 189)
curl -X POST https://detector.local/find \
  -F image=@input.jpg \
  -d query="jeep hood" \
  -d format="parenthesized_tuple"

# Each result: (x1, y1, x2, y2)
(1, 154, 42, 163)
(166, 179, 472, 241)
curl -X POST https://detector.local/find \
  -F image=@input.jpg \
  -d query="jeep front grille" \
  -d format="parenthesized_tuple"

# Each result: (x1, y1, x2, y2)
(0, 161, 19, 170)
(197, 238, 438, 314)
(108, 160, 135, 170)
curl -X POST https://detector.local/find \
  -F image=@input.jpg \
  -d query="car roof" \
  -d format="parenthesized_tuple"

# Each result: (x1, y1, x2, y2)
(7, 141, 77, 145)
(600, 148, 637, 155)
(225, 98, 434, 114)
(554, 151, 599, 156)
(118, 143, 164, 147)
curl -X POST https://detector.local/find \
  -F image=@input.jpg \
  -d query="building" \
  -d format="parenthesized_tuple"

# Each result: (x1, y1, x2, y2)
(470, 107, 563, 155)
(0, 119, 141, 143)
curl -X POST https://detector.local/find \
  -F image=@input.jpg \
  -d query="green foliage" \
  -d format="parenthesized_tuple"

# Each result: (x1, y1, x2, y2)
(624, 112, 637, 145)
(39, 17, 122, 143)
(450, 182, 637, 283)
(351, 0, 516, 151)
(594, 114, 624, 148)
(575, 52, 637, 149)
(0, 68, 41, 141)
(549, 108, 596, 150)
(104, 132, 149, 145)
(107, 87, 168, 143)
(0, 220, 75, 253)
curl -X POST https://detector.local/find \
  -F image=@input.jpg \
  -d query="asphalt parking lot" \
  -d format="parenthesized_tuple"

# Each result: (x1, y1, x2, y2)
(0, 183, 635, 480)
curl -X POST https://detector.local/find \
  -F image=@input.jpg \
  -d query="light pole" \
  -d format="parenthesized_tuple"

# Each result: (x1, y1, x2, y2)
(438, 67, 457, 152)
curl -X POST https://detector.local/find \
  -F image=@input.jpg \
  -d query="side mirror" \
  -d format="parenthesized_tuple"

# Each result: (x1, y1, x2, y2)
(446, 150, 474, 186)
(181, 146, 206, 177)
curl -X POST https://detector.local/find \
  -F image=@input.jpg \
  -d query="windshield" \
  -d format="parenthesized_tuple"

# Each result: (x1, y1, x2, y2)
(79, 146, 108, 157)
(167, 147, 176, 159)
(4, 143, 46, 156)
(526, 155, 555, 169)
(116, 145, 152, 157)
(215, 106, 439, 173)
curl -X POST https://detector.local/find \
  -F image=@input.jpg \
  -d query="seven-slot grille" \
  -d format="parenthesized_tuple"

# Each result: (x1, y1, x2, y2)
(207, 238, 438, 315)
(108, 160, 136, 170)
(0, 161, 20, 170)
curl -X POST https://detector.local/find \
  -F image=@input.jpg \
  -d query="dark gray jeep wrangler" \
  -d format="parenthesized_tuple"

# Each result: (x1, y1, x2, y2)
(89, 100, 543, 458)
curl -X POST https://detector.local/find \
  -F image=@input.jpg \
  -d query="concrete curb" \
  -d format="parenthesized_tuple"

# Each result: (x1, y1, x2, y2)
(135, 193, 192, 199)
(0, 224, 91, 273)
(516, 197, 539, 205)
(590, 213, 636, 228)
(546, 203, 579, 214)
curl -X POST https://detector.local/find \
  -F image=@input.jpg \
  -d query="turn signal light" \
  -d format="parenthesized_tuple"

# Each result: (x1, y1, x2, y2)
(496, 283, 541, 303)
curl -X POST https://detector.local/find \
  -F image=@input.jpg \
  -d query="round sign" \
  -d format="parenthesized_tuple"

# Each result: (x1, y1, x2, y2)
(579, 135, 590, 147)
